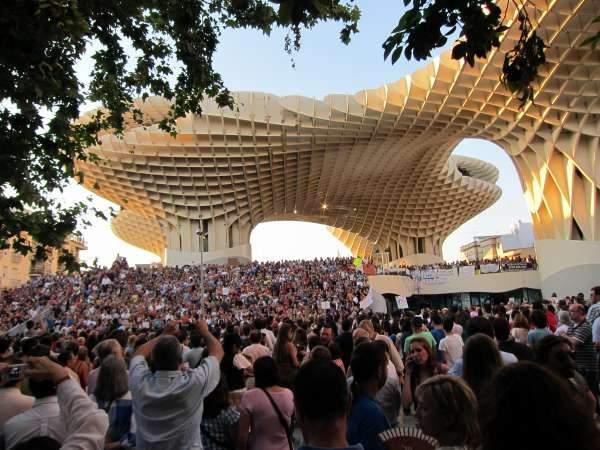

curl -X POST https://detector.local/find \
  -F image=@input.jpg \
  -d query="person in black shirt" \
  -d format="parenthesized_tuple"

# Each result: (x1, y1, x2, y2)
(335, 318, 354, 370)
(492, 318, 534, 361)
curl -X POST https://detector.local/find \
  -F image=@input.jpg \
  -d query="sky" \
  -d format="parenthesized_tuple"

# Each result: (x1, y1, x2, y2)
(67, 0, 532, 266)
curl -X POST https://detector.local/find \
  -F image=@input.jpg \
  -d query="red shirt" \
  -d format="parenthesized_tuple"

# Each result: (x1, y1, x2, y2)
(546, 311, 557, 332)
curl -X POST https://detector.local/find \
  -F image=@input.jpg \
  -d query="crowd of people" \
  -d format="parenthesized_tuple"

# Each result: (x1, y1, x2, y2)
(382, 255, 538, 277)
(0, 257, 599, 450)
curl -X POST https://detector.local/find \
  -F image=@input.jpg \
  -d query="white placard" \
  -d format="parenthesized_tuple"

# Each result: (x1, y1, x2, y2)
(320, 301, 331, 310)
(359, 296, 373, 310)
(395, 296, 409, 309)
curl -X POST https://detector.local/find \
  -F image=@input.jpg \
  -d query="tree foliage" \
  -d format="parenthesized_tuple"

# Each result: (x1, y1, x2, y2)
(0, 0, 359, 270)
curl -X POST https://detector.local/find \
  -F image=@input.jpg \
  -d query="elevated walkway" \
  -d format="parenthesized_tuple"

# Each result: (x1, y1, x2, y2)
(368, 270, 540, 297)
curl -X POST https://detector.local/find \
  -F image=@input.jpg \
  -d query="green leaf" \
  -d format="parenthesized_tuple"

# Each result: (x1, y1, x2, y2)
(278, 0, 295, 25)
(391, 46, 404, 64)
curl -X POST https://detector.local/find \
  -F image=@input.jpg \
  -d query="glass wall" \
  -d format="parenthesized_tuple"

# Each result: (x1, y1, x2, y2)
(389, 287, 543, 312)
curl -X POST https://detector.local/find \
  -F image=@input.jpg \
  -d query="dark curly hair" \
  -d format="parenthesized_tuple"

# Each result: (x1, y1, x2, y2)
(479, 362, 600, 450)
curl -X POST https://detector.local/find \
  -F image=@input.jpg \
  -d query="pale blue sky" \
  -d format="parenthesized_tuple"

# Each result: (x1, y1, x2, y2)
(68, 1, 532, 266)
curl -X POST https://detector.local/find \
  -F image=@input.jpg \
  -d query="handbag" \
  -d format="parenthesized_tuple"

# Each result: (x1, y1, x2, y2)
(261, 388, 294, 450)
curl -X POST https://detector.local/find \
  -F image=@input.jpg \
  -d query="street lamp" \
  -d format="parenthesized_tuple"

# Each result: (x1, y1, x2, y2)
(196, 221, 208, 315)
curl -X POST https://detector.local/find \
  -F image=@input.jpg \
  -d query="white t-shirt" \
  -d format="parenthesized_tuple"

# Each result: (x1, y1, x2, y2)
(592, 317, 600, 343)
(452, 323, 463, 336)
(439, 333, 464, 367)
(511, 327, 529, 344)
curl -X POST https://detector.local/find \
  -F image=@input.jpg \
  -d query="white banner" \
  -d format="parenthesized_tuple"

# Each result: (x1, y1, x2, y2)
(359, 296, 373, 310)
(480, 263, 500, 274)
(413, 269, 454, 284)
(360, 287, 387, 313)
(395, 296, 409, 309)
(435, 268, 456, 283)
(320, 301, 331, 310)
(459, 265, 476, 277)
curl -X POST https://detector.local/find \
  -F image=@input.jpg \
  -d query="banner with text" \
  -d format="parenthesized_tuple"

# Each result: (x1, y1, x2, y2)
(480, 263, 500, 274)
(504, 262, 528, 271)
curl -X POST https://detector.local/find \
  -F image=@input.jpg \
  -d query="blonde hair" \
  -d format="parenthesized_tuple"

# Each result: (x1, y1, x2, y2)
(358, 319, 375, 336)
(416, 375, 480, 448)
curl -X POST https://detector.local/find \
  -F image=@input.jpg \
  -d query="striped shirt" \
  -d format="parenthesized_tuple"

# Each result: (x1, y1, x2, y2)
(567, 320, 597, 373)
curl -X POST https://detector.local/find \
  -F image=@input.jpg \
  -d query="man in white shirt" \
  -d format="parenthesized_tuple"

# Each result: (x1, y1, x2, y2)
(3, 346, 66, 450)
(0, 361, 34, 432)
(2, 356, 108, 450)
(130, 320, 223, 450)
(438, 318, 464, 368)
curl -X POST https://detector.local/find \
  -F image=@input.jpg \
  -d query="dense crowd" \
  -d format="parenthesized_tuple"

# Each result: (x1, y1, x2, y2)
(0, 257, 370, 337)
(0, 257, 599, 450)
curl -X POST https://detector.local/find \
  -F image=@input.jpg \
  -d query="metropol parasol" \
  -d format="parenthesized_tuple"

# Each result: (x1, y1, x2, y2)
(76, 0, 600, 296)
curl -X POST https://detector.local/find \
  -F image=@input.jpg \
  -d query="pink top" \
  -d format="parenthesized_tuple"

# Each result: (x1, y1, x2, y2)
(239, 387, 294, 450)
(242, 344, 272, 364)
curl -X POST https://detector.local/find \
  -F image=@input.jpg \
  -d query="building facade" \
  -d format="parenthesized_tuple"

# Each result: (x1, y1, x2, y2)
(460, 221, 536, 263)
(0, 236, 87, 289)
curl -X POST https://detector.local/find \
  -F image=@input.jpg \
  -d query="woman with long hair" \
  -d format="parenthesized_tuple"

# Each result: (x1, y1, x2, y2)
(221, 332, 248, 393)
(238, 356, 294, 450)
(272, 322, 299, 388)
(73, 346, 90, 390)
(91, 355, 135, 449)
(462, 333, 502, 400)
(401, 337, 445, 414)
(480, 362, 600, 450)
(347, 341, 390, 450)
(415, 375, 480, 450)
(293, 327, 308, 363)
(510, 313, 529, 344)
(87, 338, 123, 395)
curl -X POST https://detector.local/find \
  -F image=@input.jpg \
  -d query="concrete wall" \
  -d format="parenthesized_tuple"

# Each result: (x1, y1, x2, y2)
(368, 275, 416, 297)
(368, 270, 540, 297)
(421, 270, 540, 295)
(535, 240, 600, 298)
